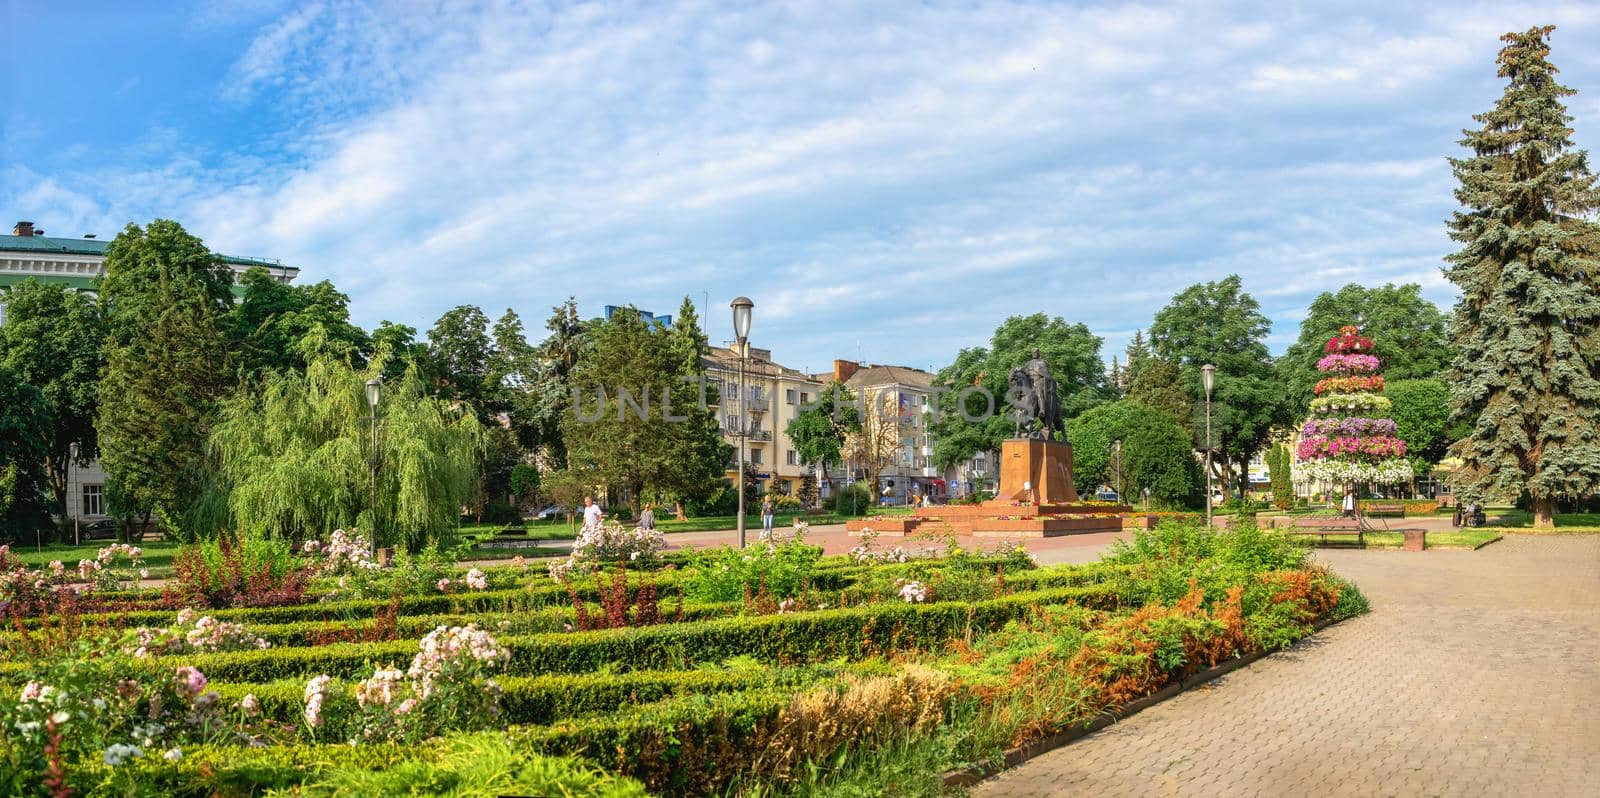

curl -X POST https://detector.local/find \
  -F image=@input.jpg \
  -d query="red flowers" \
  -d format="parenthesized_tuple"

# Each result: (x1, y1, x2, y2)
(1324, 325, 1374, 354)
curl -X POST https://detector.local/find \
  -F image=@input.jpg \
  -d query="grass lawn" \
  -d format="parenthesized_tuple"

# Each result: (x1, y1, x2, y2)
(1483, 511, 1600, 531)
(1364, 530, 1503, 549)
(9, 540, 182, 576)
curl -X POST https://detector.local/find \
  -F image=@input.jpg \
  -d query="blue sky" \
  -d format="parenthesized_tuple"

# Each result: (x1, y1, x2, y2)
(4, 1, 1598, 374)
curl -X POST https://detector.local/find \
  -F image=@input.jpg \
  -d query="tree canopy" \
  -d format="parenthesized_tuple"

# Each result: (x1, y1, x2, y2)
(1443, 26, 1600, 525)
(96, 220, 233, 526)
(785, 380, 860, 502)
(1065, 400, 1200, 507)
(1149, 275, 1284, 492)
(1278, 283, 1452, 417)
(0, 367, 53, 542)
(930, 313, 1106, 467)
(207, 357, 486, 548)
(226, 268, 370, 380)
(1386, 378, 1461, 474)
(0, 280, 106, 520)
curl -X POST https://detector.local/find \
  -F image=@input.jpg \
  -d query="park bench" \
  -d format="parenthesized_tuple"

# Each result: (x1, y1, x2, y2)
(1276, 516, 1366, 547)
(1364, 503, 1406, 518)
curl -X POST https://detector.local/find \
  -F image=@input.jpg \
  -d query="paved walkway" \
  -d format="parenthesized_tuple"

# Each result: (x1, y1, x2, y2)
(973, 534, 1600, 797)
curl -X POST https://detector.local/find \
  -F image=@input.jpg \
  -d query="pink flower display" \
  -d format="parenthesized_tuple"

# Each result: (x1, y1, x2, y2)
(1296, 325, 1414, 486)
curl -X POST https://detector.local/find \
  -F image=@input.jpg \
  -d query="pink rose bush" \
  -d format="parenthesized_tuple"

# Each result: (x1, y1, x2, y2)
(303, 624, 510, 743)
(125, 608, 271, 658)
(1315, 353, 1381, 374)
(547, 521, 665, 580)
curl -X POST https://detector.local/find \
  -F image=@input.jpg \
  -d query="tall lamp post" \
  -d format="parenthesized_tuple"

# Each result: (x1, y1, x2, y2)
(1201, 364, 1216, 530)
(1112, 439, 1123, 502)
(365, 377, 381, 559)
(731, 297, 753, 548)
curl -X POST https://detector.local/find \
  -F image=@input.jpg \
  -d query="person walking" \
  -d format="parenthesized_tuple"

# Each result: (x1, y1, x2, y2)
(1341, 490, 1356, 519)
(581, 496, 604, 532)
(761, 496, 774, 536)
(638, 502, 656, 531)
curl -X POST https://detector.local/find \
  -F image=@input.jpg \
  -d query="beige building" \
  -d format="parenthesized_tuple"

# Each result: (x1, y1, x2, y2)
(821, 359, 968, 504)
(704, 344, 825, 496)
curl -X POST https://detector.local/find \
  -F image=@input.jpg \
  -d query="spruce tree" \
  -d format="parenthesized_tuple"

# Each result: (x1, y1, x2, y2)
(660, 297, 732, 519)
(1444, 26, 1600, 526)
(97, 220, 233, 531)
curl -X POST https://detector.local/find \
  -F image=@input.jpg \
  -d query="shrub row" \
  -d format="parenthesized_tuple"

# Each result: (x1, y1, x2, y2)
(155, 584, 1119, 682)
(209, 666, 823, 727)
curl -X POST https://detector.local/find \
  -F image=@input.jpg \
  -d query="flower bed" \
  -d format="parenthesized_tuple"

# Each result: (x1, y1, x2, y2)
(1, 521, 1364, 797)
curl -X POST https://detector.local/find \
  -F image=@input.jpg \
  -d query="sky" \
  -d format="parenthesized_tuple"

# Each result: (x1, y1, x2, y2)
(4, 0, 1599, 375)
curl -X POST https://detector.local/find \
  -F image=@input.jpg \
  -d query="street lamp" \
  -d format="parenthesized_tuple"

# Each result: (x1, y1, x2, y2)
(1112, 439, 1123, 503)
(1201, 363, 1216, 529)
(731, 297, 753, 548)
(366, 377, 381, 559)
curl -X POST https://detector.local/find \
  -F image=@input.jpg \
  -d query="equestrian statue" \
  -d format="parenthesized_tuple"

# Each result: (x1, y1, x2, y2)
(1007, 349, 1064, 441)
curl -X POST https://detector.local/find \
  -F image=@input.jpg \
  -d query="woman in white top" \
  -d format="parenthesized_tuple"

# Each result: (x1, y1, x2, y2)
(582, 496, 604, 530)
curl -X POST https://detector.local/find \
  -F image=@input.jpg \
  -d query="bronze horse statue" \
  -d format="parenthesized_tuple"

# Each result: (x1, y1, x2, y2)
(1008, 355, 1064, 441)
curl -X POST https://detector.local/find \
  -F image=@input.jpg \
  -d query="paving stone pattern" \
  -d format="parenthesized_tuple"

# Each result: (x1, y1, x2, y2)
(973, 535, 1600, 797)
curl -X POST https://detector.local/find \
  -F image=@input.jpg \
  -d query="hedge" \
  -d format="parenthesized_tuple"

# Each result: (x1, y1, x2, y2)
(208, 666, 831, 728)
(152, 584, 1118, 682)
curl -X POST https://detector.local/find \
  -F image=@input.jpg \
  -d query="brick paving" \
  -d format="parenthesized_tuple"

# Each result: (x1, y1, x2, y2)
(972, 534, 1600, 797)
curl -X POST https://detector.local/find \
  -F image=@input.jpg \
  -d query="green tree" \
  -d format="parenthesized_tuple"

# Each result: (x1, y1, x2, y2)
(1386, 378, 1462, 475)
(1444, 26, 1600, 526)
(657, 297, 733, 518)
(1124, 356, 1192, 435)
(509, 463, 540, 512)
(785, 380, 860, 507)
(531, 298, 587, 469)
(1149, 275, 1285, 495)
(96, 220, 233, 529)
(0, 280, 106, 521)
(1267, 443, 1294, 510)
(425, 305, 497, 419)
(226, 268, 370, 380)
(1065, 400, 1200, 507)
(370, 321, 427, 383)
(0, 367, 53, 543)
(207, 357, 485, 549)
(930, 313, 1106, 467)
(1278, 283, 1452, 417)
(561, 306, 699, 516)
(1123, 329, 1152, 383)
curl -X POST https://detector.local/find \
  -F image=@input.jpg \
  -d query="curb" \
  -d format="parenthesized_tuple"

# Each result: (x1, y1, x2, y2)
(940, 615, 1342, 788)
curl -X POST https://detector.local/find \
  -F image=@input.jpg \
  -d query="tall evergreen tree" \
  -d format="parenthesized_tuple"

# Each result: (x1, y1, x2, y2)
(658, 297, 733, 518)
(0, 280, 106, 521)
(96, 220, 233, 530)
(1444, 26, 1600, 526)
(1123, 329, 1151, 383)
(533, 298, 586, 469)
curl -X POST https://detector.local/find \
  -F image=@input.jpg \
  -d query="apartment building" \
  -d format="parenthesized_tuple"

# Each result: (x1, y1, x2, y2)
(817, 359, 962, 504)
(704, 344, 826, 496)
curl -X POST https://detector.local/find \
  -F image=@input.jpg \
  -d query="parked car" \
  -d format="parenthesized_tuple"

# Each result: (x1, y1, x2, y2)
(1095, 489, 1120, 502)
(532, 505, 563, 520)
(78, 519, 118, 541)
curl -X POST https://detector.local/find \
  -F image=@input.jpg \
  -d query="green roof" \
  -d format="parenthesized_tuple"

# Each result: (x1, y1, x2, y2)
(0, 234, 296, 271)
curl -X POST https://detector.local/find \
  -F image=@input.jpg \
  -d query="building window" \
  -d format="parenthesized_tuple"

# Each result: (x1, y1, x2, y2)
(82, 484, 104, 516)
(786, 450, 798, 465)
(800, 392, 811, 404)
(751, 449, 763, 465)
(786, 389, 797, 405)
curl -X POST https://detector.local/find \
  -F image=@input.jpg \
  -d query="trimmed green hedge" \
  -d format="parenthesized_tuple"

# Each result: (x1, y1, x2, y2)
(208, 667, 827, 727)
(158, 584, 1117, 682)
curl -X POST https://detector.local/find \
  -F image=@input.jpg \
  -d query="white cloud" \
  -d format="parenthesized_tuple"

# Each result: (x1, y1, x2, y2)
(5, 0, 1599, 371)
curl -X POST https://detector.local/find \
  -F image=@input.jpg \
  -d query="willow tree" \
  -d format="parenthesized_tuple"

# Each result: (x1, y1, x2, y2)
(208, 356, 486, 549)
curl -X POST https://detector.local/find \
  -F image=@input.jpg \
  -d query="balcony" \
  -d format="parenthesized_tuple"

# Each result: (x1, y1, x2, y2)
(746, 395, 770, 413)
(748, 429, 773, 442)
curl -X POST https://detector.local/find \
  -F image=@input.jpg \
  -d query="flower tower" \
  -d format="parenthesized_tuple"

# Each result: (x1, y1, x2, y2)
(1294, 326, 1414, 490)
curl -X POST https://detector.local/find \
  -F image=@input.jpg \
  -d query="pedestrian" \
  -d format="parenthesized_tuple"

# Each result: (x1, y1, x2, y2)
(638, 502, 656, 531)
(1341, 491, 1355, 519)
(582, 496, 603, 532)
(761, 496, 774, 535)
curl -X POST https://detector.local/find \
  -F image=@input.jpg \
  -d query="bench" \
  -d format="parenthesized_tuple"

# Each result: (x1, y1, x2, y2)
(1277, 516, 1366, 547)
(1364, 503, 1406, 518)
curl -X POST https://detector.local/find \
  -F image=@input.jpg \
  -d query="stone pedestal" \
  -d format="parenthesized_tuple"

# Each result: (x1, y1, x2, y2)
(998, 438, 1079, 505)
(1403, 530, 1427, 552)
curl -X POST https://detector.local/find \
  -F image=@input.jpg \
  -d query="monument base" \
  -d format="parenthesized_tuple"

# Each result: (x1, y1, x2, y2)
(843, 437, 1127, 539)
